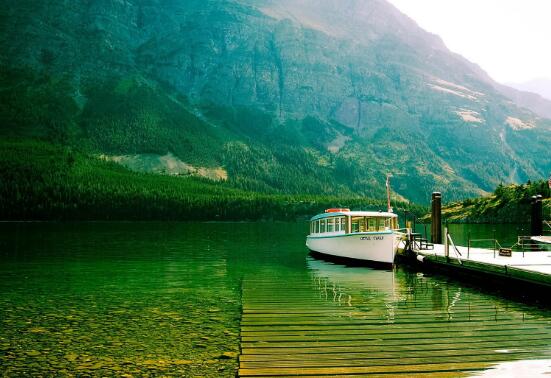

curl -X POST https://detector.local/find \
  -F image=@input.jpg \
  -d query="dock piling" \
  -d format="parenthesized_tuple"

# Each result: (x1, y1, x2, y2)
(431, 192, 442, 244)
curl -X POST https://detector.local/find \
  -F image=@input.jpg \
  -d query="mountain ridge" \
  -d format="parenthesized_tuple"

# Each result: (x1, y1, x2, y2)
(1, 0, 550, 205)
(507, 78, 551, 100)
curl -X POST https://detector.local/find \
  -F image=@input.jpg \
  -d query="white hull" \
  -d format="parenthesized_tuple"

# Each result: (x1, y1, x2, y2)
(306, 232, 401, 265)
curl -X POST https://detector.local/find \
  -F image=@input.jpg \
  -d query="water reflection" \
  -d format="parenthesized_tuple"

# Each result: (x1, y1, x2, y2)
(1, 222, 550, 377)
(307, 257, 398, 314)
(299, 254, 551, 375)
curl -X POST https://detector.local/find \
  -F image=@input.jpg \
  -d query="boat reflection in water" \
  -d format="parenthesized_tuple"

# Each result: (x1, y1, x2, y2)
(307, 256, 398, 299)
(303, 255, 551, 376)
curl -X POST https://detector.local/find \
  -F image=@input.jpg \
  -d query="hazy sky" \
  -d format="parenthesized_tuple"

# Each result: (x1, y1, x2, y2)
(386, 0, 551, 84)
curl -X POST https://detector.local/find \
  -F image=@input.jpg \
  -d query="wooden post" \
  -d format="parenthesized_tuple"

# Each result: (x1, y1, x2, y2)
(431, 192, 442, 244)
(424, 224, 427, 240)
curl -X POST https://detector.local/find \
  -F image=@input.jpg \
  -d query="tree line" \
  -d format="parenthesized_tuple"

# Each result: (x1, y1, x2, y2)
(0, 139, 425, 222)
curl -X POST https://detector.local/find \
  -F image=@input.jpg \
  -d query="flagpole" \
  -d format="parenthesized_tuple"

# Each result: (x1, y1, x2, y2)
(386, 173, 392, 213)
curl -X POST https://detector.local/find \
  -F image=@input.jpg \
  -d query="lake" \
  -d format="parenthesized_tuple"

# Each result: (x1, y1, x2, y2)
(0, 222, 550, 376)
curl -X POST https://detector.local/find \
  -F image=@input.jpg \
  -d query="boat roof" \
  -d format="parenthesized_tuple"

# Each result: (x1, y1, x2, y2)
(310, 211, 398, 221)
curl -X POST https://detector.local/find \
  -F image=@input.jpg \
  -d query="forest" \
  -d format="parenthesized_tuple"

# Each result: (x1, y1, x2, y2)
(0, 139, 425, 222)
(441, 180, 551, 223)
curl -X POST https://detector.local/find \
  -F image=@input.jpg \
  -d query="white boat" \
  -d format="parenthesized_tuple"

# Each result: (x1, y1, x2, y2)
(306, 208, 406, 267)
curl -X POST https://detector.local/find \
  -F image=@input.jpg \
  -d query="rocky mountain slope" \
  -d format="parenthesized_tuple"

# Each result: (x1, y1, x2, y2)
(508, 78, 551, 101)
(1, 0, 550, 204)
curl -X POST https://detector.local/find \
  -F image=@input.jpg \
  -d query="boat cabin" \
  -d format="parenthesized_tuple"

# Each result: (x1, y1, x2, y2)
(309, 210, 398, 236)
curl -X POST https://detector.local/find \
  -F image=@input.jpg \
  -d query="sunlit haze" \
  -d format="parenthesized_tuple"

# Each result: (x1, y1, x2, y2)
(386, 0, 551, 84)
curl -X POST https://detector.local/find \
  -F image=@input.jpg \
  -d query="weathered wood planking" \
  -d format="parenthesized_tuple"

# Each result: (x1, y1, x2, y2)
(239, 347, 543, 362)
(242, 317, 549, 329)
(240, 352, 544, 369)
(239, 361, 501, 376)
(239, 268, 551, 377)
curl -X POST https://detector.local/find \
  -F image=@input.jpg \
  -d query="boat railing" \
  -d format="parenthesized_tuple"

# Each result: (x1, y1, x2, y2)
(395, 228, 410, 235)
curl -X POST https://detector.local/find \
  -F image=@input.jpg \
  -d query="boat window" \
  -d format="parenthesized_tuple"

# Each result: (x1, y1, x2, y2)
(336, 217, 343, 232)
(377, 218, 386, 231)
(367, 218, 377, 232)
(357, 217, 365, 232)
(351, 217, 361, 233)
(315, 220, 320, 234)
(327, 218, 335, 232)
(320, 219, 326, 233)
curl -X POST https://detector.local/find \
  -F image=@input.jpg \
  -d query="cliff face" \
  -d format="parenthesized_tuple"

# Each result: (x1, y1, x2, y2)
(1, 0, 550, 203)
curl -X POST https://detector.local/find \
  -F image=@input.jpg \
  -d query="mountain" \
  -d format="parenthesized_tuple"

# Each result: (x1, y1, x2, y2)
(507, 78, 551, 101)
(1, 0, 550, 205)
(503, 78, 551, 119)
(494, 83, 551, 120)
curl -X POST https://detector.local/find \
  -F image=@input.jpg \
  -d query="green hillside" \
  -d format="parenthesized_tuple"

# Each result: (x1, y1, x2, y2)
(440, 181, 551, 224)
(0, 139, 424, 221)
(1, 0, 551, 213)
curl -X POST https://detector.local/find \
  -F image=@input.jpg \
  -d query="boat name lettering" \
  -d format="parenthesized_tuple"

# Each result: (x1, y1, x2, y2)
(360, 236, 385, 241)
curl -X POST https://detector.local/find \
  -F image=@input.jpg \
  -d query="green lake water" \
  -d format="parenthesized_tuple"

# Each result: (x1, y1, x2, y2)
(0, 222, 550, 377)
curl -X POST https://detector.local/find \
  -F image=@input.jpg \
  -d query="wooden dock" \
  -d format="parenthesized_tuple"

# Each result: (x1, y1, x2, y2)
(238, 262, 551, 377)
(410, 242, 551, 289)
(412, 191, 551, 290)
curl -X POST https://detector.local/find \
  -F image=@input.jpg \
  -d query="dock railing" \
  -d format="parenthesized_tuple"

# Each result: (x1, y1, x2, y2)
(407, 232, 433, 251)
(467, 238, 502, 259)
(511, 236, 549, 256)
(445, 229, 462, 264)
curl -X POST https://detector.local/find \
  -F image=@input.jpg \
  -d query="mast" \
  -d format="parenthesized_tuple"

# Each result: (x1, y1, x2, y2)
(386, 173, 393, 213)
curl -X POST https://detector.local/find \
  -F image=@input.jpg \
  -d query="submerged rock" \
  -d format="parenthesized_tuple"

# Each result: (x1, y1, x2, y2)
(219, 352, 238, 359)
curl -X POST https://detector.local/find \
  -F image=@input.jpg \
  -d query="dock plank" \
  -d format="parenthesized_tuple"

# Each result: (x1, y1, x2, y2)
(238, 264, 551, 377)
(238, 361, 494, 376)
(240, 352, 544, 369)
(239, 347, 545, 362)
